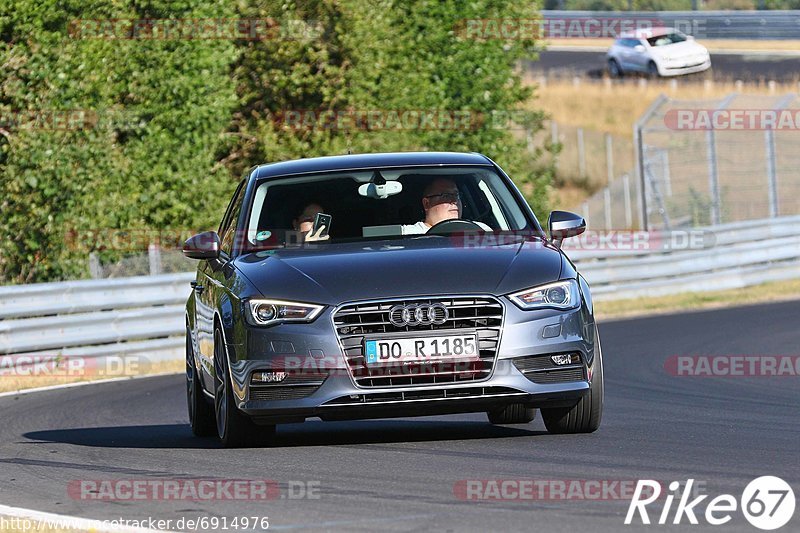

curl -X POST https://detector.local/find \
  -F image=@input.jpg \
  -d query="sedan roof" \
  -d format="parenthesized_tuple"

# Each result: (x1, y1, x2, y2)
(252, 151, 493, 180)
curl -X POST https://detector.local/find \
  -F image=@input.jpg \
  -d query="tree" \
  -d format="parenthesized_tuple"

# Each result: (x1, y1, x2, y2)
(0, 0, 237, 283)
(1, 0, 555, 283)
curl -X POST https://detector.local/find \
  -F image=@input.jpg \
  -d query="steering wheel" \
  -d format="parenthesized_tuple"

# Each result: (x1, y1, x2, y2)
(426, 218, 483, 235)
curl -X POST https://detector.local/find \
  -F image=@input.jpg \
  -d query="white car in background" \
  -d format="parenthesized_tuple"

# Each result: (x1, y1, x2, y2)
(606, 28, 711, 77)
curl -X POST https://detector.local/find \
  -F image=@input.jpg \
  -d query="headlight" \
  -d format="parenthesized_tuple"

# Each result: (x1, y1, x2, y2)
(508, 280, 580, 311)
(244, 299, 324, 326)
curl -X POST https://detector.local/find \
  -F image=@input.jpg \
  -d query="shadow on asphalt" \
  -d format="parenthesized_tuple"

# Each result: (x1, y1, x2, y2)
(25, 419, 546, 449)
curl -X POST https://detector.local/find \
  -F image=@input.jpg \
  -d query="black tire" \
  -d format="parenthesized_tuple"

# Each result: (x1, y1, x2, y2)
(541, 329, 604, 434)
(647, 61, 660, 78)
(608, 59, 622, 78)
(213, 328, 275, 447)
(186, 329, 216, 437)
(487, 404, 535, 425)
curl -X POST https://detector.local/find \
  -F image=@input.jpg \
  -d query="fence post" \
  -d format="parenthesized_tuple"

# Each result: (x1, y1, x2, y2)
(623, 173, 633, 228)
(577, 127, 586, 177)
(706, 94, 736, 225)
(706, 130, 720, 225)
(661, 150, 672, 196)
(148, 243, 162, 276)
(633, 94, 667, 232)
(635, 126, 647, 231)
(89, 253, 102, 279)
(603, 188, 612, 229)
(765, 127, 778, 218)
(765, 94, 794, 218)
(605, 133, 614, 185)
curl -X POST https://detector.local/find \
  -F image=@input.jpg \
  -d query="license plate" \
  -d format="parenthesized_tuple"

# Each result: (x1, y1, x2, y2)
(364, 334, 479, 365)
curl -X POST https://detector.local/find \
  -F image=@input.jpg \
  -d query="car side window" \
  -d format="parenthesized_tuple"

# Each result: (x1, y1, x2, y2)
(219, 180, 246, 257)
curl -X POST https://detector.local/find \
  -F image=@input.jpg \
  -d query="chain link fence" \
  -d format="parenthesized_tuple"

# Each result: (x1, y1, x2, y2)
(88, 247, 194, 278)
(545, 120, 640, 229)
(572, 92, 800, 230)
(637, 92, 800, 230)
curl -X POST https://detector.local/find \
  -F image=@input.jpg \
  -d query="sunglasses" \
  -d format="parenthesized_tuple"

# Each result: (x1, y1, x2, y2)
(424, 192, 461, 203)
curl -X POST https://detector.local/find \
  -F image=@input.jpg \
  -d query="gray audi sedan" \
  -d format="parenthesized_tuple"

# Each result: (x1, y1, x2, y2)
(183, 152, 603, 447)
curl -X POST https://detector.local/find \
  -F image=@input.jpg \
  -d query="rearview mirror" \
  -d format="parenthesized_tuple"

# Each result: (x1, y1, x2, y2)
(358, 181, 403, 199)
(183, 231, 221, 260)
(548, 211, 586, 247)
(358, 169, 403, 199)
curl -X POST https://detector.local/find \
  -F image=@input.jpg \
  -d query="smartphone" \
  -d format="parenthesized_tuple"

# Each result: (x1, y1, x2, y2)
(312, 213, 332, 237)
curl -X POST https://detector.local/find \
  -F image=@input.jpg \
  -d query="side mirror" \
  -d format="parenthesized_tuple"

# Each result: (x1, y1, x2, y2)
(548, 211, 586, 247)
(686, 35, 695, 41)
(634, 44, 646, 53)
(183, 231, 221, 260)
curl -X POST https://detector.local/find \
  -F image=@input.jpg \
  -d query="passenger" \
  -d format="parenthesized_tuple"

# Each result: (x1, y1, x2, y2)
(293, 202, 329, 241)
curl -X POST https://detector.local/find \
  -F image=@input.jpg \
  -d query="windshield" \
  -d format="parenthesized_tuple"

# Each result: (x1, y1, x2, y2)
(242, 165, 534, 249)
(647, 31, 687, 47)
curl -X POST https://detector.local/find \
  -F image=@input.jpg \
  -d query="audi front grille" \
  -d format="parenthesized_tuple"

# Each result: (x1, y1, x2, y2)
(333, 296, 503, 387)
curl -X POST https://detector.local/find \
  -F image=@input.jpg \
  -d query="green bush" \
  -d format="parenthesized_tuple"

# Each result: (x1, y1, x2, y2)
(1, 0, 237, 283)
(1, 0, 555, 284)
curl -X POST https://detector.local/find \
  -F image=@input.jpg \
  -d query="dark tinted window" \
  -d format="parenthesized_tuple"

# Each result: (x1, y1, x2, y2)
(244, 166, 534, 248)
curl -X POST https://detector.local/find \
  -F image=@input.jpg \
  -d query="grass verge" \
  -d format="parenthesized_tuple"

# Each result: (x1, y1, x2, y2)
(0, 358, 183, 394)
(595, 278, 800, 321)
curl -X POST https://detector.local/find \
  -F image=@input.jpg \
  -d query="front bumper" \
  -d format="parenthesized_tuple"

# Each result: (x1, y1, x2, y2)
(226, 296, 597, 424)
(660, 58, 711, 76)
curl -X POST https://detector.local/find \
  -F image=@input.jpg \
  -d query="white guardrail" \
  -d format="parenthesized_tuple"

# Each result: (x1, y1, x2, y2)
(0, 216, 798, 365)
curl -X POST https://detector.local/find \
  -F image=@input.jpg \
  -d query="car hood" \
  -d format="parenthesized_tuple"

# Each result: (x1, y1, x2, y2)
(234, 237, 564, 305)
(650, 41, 706, 58)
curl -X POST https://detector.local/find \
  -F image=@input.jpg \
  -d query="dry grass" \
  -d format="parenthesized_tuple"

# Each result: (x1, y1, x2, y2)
(0, 359, 183, 394)
(526, 77, 799, 210)
(546, 38, 800, 53)
(551, 182, 594, 209)
(527, 77, 796, 138)
(596, 278, 800, 321)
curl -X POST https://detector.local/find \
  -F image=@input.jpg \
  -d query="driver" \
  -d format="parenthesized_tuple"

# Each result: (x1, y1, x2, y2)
(401, 178, 491, 234)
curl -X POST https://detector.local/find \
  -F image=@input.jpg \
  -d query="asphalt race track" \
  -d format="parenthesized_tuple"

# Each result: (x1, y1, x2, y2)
(528, 51, 800, 82)
(1, 300, 798, 532)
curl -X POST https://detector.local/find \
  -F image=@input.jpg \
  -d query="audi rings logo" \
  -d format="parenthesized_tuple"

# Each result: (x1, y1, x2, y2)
(389, 303, 449, 327)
